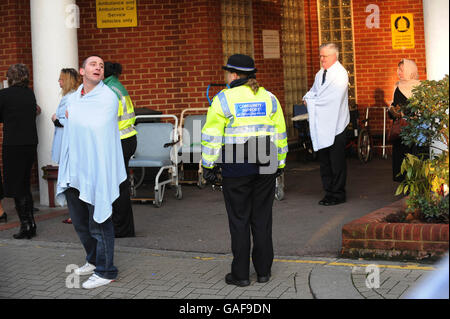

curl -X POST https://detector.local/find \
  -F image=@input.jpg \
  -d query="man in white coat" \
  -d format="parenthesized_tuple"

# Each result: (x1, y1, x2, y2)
(303, 43, 349, 206)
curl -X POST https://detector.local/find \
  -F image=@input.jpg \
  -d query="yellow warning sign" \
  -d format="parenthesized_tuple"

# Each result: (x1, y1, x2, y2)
(391, 13, 415, 49)
(96, 0, 137, 28)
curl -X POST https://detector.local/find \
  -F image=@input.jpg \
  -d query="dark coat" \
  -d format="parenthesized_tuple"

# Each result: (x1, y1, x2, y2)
(0, 86, 38, 197)
(0, 86, 38, 146)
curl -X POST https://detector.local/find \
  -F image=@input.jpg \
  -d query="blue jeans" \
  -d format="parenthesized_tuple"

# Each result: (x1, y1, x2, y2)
(65, 188, 118, 280)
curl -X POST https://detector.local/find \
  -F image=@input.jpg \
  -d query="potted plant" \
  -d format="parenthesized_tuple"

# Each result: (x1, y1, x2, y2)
(395, 75, 449, 223)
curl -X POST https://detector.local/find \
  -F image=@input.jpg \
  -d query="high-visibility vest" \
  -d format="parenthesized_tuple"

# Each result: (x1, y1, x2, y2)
(201, 85, 288, 169)
(103, 76, 137, 140)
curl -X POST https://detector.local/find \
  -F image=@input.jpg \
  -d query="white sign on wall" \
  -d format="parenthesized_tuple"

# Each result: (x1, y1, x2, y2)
(262, 30, 280, 59)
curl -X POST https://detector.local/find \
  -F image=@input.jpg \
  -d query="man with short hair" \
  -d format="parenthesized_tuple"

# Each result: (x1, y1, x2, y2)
(303, 43, 350, 206)
(56, 55, 126, 289)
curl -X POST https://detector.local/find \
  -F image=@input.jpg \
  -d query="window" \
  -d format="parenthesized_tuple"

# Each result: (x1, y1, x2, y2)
(221, 0, 254, 63)
(317, 0, 357, 108)
(282, 0, 308, 138)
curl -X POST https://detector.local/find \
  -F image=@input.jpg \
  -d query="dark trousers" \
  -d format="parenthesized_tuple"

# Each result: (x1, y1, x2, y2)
(112, 135, 137, 237)
(392, 138, 412, 182)
(392, 139, 429, 182)
(317, 130, 347, 201)
(2, 145, 36, 198)
(222, 173, 276, 281)
(65, 187, 118, 280)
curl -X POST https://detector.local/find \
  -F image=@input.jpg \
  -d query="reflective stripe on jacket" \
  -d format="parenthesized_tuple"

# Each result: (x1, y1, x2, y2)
(103, 76, 137, 140)
(201, 85, 288, 169)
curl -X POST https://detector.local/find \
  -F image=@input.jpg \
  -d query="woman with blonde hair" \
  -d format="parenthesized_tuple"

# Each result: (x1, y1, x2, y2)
(388, 58, 421, 182)
(51, 68, 81, 163)
(51, 68, 81, 224)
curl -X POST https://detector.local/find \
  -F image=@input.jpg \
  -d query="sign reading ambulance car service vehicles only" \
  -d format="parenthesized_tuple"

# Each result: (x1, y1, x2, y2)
(96, 0, 137, 28)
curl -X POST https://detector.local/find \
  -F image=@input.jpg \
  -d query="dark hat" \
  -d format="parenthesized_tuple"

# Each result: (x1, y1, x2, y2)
(222, 54, 257, 74)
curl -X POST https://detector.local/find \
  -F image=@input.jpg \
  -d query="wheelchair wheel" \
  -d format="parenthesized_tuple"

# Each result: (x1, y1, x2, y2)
(357, 129, 372, 163)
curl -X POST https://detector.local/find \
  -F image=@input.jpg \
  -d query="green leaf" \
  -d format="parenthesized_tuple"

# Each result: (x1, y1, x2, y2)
(395, 185, 403, 196)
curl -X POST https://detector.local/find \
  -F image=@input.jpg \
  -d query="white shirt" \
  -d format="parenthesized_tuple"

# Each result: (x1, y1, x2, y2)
(303, 61, 350, 151)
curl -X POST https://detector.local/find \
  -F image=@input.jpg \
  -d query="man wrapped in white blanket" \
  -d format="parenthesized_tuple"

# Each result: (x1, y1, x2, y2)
(303, 43, 350, 206)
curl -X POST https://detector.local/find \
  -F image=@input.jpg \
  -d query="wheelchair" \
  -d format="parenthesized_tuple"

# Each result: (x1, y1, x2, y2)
(292, 103, 316, 162)
(128, 114, 182, 207)
(345, 106, 373, 163)
(177, 108, 209, 188)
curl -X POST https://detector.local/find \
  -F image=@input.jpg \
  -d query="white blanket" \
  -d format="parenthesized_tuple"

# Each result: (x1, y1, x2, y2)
(303, 61, 350, 151)
(56, 81, 126, 223)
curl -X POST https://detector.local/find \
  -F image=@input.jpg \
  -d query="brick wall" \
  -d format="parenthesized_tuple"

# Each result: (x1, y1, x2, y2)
(76, 0, 286, 116)
(304, 0, 321, 88)
(352, 0, 427, 135)
(0, 0, 37, 189)
(0, 0, 32, 79)
(342, 198, 449, 260)
(77, 0, 224, 116)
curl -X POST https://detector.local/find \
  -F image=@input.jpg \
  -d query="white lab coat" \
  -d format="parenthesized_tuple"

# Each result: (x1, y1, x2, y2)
(303, 61, 350, 151)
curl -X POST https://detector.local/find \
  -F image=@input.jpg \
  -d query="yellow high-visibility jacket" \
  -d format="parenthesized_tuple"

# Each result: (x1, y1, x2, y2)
(201, 84, 288, 169)
(103, 76, 137, 140)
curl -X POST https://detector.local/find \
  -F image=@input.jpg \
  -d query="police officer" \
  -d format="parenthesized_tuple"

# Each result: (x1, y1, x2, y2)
(201, 54, 288, 286)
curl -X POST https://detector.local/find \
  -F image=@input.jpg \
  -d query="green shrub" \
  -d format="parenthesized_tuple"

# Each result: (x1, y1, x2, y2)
(395, 75, 449, 222)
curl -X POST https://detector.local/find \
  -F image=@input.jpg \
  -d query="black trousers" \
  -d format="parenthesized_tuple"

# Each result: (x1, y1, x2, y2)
(391, 138, 413, 182)
(2, 145, 36, 198)
(317, 130, 347, 201)
(222, 173, 276, 281)
(392, 139, 430, 182)
(112, 135, 137, 238)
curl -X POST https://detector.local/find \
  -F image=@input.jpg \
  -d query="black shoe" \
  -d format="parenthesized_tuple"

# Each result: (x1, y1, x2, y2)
(257, 273, 271, 283)
(318, 196, 331, 205)
(25, 198, 36, 238)
(0, 212, 7, 223)
(225, 273, 250, 287)
(13, 222, 33, 239)
(28, 214, 36, 238)
(323, 197, 346, 206)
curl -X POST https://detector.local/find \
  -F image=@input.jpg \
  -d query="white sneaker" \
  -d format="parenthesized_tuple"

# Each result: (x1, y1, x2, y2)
(82, 274, 115, 289)
(74, 262, 96, 276)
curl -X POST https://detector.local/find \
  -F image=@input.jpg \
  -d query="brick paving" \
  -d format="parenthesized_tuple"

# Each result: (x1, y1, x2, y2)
(0, 238, 433, 300)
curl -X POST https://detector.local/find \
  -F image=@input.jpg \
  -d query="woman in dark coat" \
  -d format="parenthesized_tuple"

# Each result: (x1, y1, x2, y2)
(388, 59, 422, 182)
(0, 64, 38, 239)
